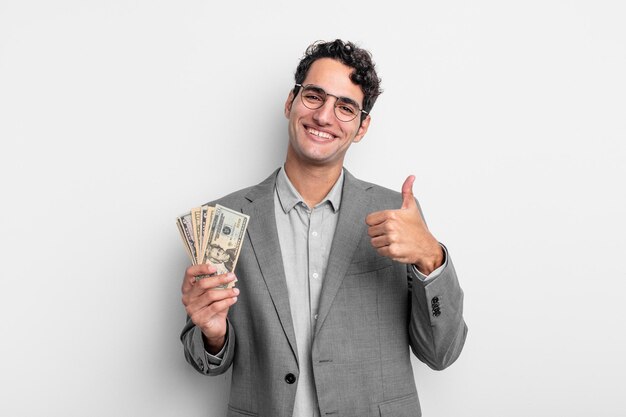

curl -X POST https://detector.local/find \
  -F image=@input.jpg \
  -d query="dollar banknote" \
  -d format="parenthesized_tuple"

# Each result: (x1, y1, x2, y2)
(199, 206, 215, 267)
(176, 213, 198, 263)
(176, 204, 249, 288)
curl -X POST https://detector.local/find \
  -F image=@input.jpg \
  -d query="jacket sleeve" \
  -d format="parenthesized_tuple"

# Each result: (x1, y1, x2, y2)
(407, 245, 468, 370)
(180, 316, 236, 376)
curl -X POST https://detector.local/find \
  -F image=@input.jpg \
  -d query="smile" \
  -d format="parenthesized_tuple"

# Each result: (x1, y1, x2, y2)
(306, 126, 335, 141)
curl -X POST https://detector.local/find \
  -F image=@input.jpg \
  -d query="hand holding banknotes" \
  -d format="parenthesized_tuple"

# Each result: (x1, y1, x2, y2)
(177, 204, 249, 353)
(181, 264, 239, 354)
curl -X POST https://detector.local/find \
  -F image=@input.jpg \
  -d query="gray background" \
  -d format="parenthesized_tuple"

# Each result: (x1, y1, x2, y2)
(1, 0, 625, 416)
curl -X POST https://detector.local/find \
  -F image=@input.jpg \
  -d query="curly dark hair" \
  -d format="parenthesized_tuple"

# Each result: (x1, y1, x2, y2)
(293, 39, 383, 121)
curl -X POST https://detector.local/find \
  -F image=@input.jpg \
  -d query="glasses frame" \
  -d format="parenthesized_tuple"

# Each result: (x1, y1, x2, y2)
(294, 84, 368, 122)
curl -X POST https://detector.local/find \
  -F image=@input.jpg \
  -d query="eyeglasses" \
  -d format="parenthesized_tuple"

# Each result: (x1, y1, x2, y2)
(295, 84, 368, 122)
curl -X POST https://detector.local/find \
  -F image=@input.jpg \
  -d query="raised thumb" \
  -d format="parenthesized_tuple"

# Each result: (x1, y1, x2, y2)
(401, 175, 417, 209)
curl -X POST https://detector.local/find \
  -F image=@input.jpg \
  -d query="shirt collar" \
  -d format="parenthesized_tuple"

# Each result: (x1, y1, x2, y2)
(275, 166, 344, 213)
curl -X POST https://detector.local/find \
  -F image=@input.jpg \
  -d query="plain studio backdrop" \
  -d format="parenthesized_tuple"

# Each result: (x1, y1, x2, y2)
(1, 1, 624, 416)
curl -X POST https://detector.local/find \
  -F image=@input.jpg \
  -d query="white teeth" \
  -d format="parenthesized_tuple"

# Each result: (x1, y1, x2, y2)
(307, 127, 333, 140)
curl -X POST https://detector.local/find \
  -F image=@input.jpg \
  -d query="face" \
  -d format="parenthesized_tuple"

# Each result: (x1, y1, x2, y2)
(208, 246, 230, 263)
(284, 58, 370, 169)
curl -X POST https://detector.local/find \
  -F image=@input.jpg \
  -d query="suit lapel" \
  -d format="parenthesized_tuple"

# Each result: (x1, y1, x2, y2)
(314, 169, 372, 337)
(242, 170, 299, 365)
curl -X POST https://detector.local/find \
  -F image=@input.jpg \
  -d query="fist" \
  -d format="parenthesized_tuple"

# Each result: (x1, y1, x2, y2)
(365, 175, 443, 275)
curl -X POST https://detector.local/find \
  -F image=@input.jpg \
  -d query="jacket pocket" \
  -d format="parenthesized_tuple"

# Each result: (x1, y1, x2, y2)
(346, 256, 394, 275)
(378, 393, 421, 417)
(227, 405, 257, 417)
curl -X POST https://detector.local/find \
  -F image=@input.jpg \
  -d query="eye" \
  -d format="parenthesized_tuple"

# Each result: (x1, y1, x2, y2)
(337, 103, 357, 116)
(304, 92, 323, 102)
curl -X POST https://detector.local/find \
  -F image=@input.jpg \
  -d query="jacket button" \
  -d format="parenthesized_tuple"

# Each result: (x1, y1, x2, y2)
(432, 297, 439, 304)
(285, 373, 296, 384)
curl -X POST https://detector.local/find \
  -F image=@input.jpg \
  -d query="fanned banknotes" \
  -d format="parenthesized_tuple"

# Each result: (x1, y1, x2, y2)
(176, 204, 249, 288)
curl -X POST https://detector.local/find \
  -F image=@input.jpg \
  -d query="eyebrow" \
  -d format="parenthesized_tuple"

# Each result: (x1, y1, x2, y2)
(307, 84, 361, 109)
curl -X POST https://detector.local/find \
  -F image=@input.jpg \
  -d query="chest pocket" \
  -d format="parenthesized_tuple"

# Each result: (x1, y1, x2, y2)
(346, 256, 394, 275)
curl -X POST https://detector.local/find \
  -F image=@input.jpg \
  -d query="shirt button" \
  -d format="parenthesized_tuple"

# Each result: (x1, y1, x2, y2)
(314, 314, 318, 320)
(312, 272, 319, 279)
(312, 231, 318, 237)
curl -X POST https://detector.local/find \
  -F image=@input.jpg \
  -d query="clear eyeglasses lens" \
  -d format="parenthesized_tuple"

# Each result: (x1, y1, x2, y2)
(300, 85, 359, 122)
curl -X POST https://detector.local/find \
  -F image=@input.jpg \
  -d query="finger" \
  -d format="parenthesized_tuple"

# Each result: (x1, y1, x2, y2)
(370, 235, 391, 248)
(198, 295, 238, 317)
(186, 287, 240, 314)
(401, 175, 417, 210)
(367, 221, 395, 238)
(185, 273, 236, 304)
(193, 273, 237, 294)
(375, 245, 403, 261)
(182, 264, 217, 292)
(375, 245, 392, 259)
(189, 296, 238, 329)
(187, 264, 217, 278)
(367, 224, 383, 238)
(186, 289, 236, 316)
(365, 210, 392, 226)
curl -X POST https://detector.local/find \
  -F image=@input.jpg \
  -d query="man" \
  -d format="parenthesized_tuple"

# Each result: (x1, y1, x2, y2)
(181, 39, 467, 417)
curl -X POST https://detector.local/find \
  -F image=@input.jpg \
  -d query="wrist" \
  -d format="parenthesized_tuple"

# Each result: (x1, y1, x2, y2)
(413, 244, 444, 275)
(202, 333, 225, 355)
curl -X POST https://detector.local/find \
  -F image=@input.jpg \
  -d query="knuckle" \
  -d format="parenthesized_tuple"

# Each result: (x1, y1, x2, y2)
(204, 291, 219, 304)
(203, 303, 217, 316)
(202, 276, 220, 289)
(221, 275, 235, 285)
(190, 311, 202, 325)
(204, 320, 217, 333)
(198, 277, 212, 288)
(210, 289, 229, 302)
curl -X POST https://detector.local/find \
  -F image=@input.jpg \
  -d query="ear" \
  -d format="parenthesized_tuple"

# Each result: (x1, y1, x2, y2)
(352, 115, 371, 143)
(284, 91, 295, 119)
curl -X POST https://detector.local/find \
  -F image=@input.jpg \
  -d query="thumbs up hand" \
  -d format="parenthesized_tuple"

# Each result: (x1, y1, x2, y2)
(365, 175, 444, 275)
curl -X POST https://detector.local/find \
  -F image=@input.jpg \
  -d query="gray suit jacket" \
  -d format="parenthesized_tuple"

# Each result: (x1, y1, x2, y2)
(181, 169, 467, 417)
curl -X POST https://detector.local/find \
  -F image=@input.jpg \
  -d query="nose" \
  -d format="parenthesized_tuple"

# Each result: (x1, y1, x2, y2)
(312, 97, 336, 125)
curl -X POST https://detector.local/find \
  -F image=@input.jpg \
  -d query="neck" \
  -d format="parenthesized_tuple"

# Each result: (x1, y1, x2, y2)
(283, 158, 343, 208)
